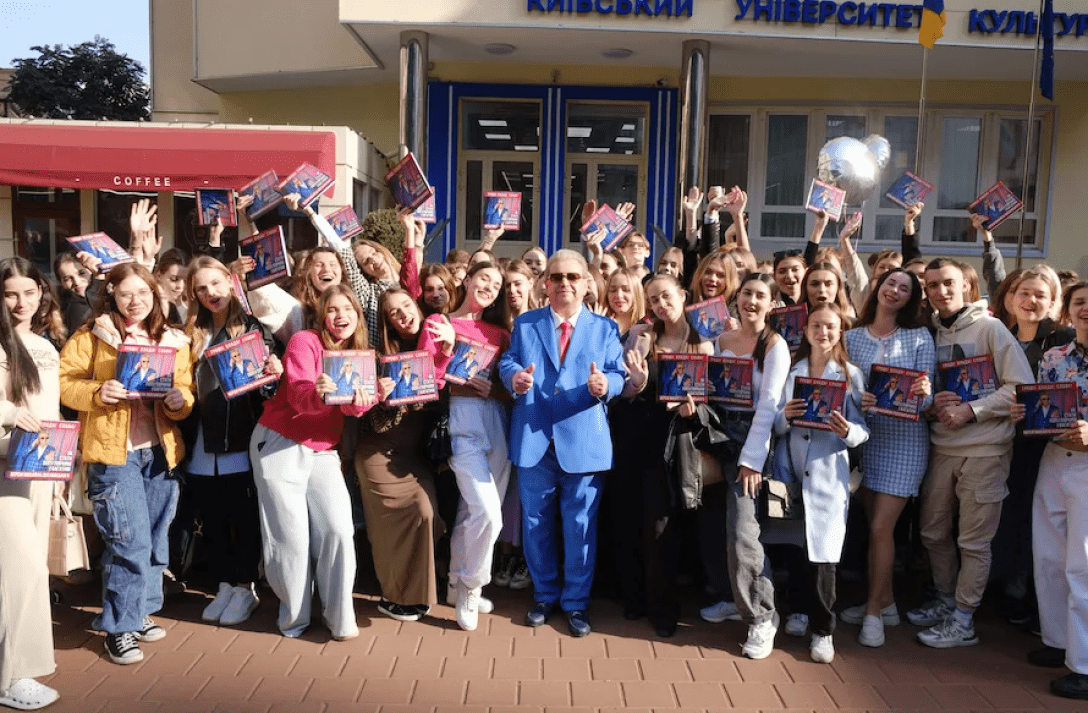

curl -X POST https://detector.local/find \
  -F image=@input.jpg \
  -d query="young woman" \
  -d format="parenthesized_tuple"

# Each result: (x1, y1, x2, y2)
(604, 267, 647, 340)
(0, 258, 62, 709)
(775, 303, 869, 664)
(55, 253, 96, 337)
(773, 251, 807, 306)
(617, 274, 715, 636)
(59, 263, 194, 665)
(504, 259, 538, 319)
(803, 262, 855, 322)
(249, 284, 376, 640)
(183, 256, 282, 627)
(696, 273, 789, 660)
(599, 251, 624, 282)
(689, 252, 739, 305)
(655, 247, 684, 281)
(723, 246, 757, 283)
(521, 247, 546, 279)
(420, 264, 456, 316)
(584, 265, 608, 315)
(418, 262, 511, 631)
(841, 269, 934, 647)
(154, 248, 189, 322)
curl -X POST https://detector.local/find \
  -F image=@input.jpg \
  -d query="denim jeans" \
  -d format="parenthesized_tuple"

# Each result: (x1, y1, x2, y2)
(88, 446, 179, 634)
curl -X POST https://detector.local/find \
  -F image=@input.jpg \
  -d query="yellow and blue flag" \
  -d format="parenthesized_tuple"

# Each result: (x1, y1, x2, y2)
(919, 0, 946, 48)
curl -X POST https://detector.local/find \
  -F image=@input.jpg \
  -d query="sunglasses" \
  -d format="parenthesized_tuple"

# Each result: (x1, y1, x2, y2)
(548, 272, 584, 284)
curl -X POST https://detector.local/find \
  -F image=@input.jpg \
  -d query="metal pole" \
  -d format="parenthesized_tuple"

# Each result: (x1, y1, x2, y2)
(914, 47, 929, 175)
(677, 40, 710, 250)
(1015, 0, 1046, 270)
(399, 31, 428, 165)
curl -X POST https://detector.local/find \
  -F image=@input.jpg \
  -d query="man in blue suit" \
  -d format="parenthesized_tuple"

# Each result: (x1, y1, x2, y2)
(12, 430, 57, 473)
(499, 249, 626, 637)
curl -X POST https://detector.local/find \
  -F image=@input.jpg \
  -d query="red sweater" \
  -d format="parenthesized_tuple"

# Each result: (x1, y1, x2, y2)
(259, 329, 372, 451)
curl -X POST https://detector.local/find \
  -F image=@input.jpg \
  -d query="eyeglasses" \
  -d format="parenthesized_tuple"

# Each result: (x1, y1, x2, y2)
(773, 249, 803, 261)
(548, 272, 583, 284)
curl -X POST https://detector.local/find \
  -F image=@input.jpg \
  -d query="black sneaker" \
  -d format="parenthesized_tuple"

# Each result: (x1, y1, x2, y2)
(1028, 645, 1067, 668)
(377, 600, 421, 622)
(104, 632, 144, 665)
(1052, 673, 1088, 700)
(135, 616, 166, 642)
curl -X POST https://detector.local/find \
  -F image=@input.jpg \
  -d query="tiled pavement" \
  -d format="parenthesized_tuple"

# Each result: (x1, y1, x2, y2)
(40, 580, 1081, 713)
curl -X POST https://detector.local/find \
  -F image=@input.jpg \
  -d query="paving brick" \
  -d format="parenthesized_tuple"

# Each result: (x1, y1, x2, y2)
(735, 658, 790, 683)
(43, 671, 108, 699)
(267, 702, 325, 713)
(304, 675, 365, 703)
(342, 654, 396, 679)
(391, 655, 444, 679)
(142, 674, 210, 702)
(210, 702, 269, 713)
(781, 659, 842, 684)
(290, 653, 347, 677)
(188, 652, 251, 678)
(94, 672, 158, 701)
(239, 653, 300, 677)
(829, 658, 893, 684)
(558, 636, 607, 658)
(248, 675, 313, 703)
(195, 674, 262, 701)
(673, 681, 730, 708)
(358, 678, 415, 705)
(723, 682, 783, 708)
(323, 703, 380, 713)
(873, 682, 940, 708)
(686, 659, 741, 683)
(518, 681, 572, 706)
(223, 632, 280, 655)
(773, 682, 835, 708)
(440, 656, 492, 680)
(649, 640, 703, 659)
(638, 658, 691, 682)
(417, 635, 468, 657)
(570, 681, 623, 707)
(822, 682, 890, 708)
(976, 682, 1048, 709)
(371, 634, 422, 657)
(466, 634, 514, 658)
(603, 637, 655, 660)
(542, 657, 592, 681)
(138, 650, 202, 675)
(514, 636, 560, 657)
(54, 646, 106, 673)
(493, 657, 543, 680)
(409, 678, 466, 706)
(591, 658, 642, 681)
(464, 679, 518, 706)
(619, 681, 677, 708)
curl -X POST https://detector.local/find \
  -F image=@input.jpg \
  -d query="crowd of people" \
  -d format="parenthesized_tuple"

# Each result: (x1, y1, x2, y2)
(1, 183, 1087, 711)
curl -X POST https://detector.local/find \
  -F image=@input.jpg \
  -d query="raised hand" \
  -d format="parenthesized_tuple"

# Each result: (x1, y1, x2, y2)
(283, 193, 303, 213)
(624, 349, 648, 391)
(970, 213, 994, 242)
(581, 199, 598, 226)
(616, 202, 636, 222)
(682, 187, 704, 217)
(129, 198, 161, 265)
(724, 186, 747, 219)
(209, 218, 224, 247)
(424, 316, 455, 353)
(512, 363, 535, 395)
(587, 361, 608, 398)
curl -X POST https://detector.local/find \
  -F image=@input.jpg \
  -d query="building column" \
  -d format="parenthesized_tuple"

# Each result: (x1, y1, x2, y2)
(399, 31, 429, 165)
(677, 40, 709, 239)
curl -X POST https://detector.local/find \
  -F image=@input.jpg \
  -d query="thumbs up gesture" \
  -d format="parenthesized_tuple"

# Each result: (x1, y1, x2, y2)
(513, 363, 536, 395)
(587, 361, 608, 398)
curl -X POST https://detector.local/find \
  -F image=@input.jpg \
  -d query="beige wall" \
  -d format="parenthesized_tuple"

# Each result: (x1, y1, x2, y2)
(151, 0, 220, 120)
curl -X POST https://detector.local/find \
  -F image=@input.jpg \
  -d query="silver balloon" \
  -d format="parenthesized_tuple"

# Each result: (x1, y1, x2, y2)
(862, 134, 891, 171)
(816, 135, 888, 206)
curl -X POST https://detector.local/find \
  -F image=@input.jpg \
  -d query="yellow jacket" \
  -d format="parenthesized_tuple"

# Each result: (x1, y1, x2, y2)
(59, 316, 194, 468)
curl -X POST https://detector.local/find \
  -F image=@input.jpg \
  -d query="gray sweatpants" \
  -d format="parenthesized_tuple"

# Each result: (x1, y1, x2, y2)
(726, 480, 776, 626)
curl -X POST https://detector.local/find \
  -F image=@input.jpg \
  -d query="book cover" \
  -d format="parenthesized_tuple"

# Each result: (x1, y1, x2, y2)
(939, 354, 998, 403)
(4, 420, 81, 481)
(276, 162, 334, 208)
(326, 206, 364, 242)
(322, 349, 377, 405)
(115, 345, 176, 399)
(414, 194, 437, 224)
(792, 376, 847, 431)
(885, 170, 935, 209)
(230, 273, 252, 316)
(769, 303, 809, 354)
(65, 232, 133, 274)
(204, 330, 278, 400)
(381, 350, 439, 406)
(385, 153, 434, 211)
(580, 204, 634, 253)
(445, 335, 500, 385)
(708, 356, 754, 408)
(657, 353, 709, 404)
(968, 181, 1023, 230)
(867, 364, 925, 421)
(239, 226, 290, 290)
(805, 178, 846, 221)
(685, 296, 731, 341)
(240, 170, 284, 219)
(483, 191, 522, 231)
(195, 189, 237, 227)
(1018, 382, 1080, 436)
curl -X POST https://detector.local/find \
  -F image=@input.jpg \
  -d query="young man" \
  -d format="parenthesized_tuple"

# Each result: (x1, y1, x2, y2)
(909, 258, 1034, 648)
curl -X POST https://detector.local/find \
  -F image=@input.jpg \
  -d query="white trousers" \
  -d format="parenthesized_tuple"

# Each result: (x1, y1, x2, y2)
(1033, 442, 1088, 674)
(250, 425, 357, 639)
(448, 397, 511, 590)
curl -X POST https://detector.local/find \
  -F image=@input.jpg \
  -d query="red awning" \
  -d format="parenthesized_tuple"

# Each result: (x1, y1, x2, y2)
(0, 123, 337, 192)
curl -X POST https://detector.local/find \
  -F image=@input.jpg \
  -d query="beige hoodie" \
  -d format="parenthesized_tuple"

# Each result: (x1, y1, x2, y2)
(929, 301, 1034, 457)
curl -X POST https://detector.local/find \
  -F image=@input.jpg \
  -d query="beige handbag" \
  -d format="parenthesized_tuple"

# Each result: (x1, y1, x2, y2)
(48, 492, 90, 577)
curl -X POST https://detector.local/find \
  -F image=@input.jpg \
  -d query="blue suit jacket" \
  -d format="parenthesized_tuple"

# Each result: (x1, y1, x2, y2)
(499, 307, 625, 473)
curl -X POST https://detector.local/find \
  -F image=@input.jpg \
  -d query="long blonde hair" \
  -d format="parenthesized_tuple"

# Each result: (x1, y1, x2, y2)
(184, 256, 248, 354)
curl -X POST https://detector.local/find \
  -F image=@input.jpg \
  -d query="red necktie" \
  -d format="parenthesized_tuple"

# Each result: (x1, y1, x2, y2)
(559, 321, 573, 362)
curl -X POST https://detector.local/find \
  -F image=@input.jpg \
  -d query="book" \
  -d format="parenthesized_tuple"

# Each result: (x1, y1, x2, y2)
(483, 191, 522, 231)
(239, 170, 284, 219)
(708, 356, 754, 408)
(230, 273, 252, 315)
(239, 226, 290, 290)
(4, 420, 81, 481)
(769, 303, 808, 354)
(381, 350, 439, 406)
(657, 353, 708, 404)
(867, 364, 925, 421)
(685, 296, 731, 341)
(195, 189, 237, 227)
(885, 170, 935, 209)
(445, 335, 499, 385)
(1018, 382, 1080, 436)
(326, 206, 364, 242)
(938, 354, 997, 403)
(385, 152, 434, 211)
(65, 232, 133, 274)
(805, 179, 846, 221)
(580, 203, 634, 253)
(204, 330, 278, 400)
(968, 181, 1023, 230)
(792, 376, 847, 431)
(322, 349, 377, 405)
(414, 194, 437, 223)
(276, 162, 334, 209)
(115, 345, 176, 399)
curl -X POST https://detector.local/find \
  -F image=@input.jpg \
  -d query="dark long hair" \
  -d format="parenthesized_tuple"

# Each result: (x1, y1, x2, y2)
(418, 263, 456, 316)
(854, 268, 926, 330)
(737, 272, 780, 372)
(377, 287, 422, 355)
(2, 257, 66, 344)
(0, 258, 43, 402)
(451, 261, 511, 331)
(644, 273, 702, 360)
(92, 263, 169, 341)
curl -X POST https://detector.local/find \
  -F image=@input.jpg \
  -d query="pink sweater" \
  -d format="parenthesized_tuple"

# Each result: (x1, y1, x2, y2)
(417, 315, 509, 390)
(259, 330, 371, 451)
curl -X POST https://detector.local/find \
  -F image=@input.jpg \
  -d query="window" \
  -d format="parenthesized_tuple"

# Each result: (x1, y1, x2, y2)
(13, 187, 80, 279)
(97, 190, 156, 249)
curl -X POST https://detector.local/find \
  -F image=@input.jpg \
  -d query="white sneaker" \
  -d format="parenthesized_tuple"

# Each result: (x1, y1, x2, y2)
(220, 584, 259, 626)
(0, 678, 60, 710)
(839, 602, 900, 626)
(906, 596, 955, 627)
(456, 582, 481, 631)
(700, 600, 742, 623)
(917, 616, 979, 649)
(810, 634, 835, 663)
(446, 579, 493, 613)
(202, 582, 234, 623)
(859, 614, 885, 647)
(784, 612, 809, 637)
(742, 611, 779, 659)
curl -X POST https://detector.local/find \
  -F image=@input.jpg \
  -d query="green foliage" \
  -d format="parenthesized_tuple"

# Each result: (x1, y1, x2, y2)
(359, 209, 405, 260)
(9, 36, 150, 121)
